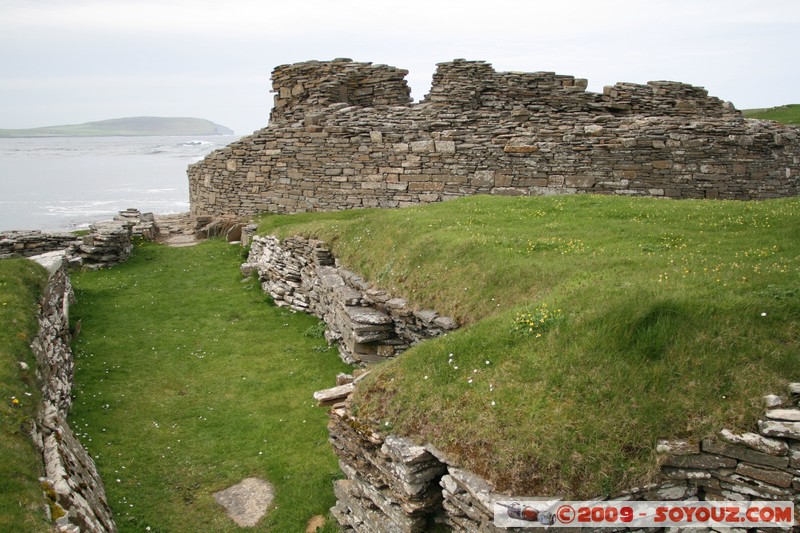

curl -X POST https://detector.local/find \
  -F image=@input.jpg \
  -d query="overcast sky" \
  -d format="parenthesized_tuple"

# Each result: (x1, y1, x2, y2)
(1, 0, 797, 135)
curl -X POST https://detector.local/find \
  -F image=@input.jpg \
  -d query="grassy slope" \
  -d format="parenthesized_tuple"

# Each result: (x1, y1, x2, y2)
(0, 259, 50, 532)
(257, 194, 800, 498)
(0, 117, 233, 138)
(743, 104, 800, 125)
(70, 240, 350, 532)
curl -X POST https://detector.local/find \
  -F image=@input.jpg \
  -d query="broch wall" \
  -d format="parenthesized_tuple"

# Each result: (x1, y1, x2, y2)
(188, 58, 800, 220)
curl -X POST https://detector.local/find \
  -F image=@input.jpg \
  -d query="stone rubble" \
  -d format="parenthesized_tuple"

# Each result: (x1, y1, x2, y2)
(242, 234, 457, 364)
(188, 58, 800, 222)
(1, 208, 212, 265)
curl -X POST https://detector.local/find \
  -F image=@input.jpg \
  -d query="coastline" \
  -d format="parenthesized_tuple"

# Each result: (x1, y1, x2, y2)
(0, 134, 236, 233)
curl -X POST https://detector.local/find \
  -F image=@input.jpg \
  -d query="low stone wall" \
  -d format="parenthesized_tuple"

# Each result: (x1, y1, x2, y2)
(1, 209, 160, 269)
(242, 234, 457, 364)
(29, 251, 116, 532)
(2, 223, 131, 269)
(324, 385, 800, 532)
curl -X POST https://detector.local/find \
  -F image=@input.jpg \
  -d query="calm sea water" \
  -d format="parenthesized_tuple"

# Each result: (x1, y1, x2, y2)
(0, 135, 237, 232)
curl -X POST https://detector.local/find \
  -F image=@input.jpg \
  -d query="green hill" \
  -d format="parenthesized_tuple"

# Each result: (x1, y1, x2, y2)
(743, 104, 800, 125)
(0, 117, 234, 138)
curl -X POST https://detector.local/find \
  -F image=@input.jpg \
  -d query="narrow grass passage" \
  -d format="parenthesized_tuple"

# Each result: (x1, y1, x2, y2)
(70, 239, 351, 532)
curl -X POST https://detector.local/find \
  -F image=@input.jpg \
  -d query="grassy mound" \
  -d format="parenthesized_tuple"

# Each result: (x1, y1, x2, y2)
(257, 194, 800, 498)
(70, 240, 349, 532)
(743, 104, 800, 125)
(0, 259, 50, 532)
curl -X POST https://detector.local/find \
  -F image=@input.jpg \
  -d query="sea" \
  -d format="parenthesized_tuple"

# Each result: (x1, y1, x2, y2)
(0, 135, 238, 232)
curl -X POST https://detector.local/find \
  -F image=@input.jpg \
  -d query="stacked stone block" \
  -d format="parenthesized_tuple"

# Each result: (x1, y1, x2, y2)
(77, 221, 134, 269)
(328, 405, 447, 532)
(270, 58, 412, 124)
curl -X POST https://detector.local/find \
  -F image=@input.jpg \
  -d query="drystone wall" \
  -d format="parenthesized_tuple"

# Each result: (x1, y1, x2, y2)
(322, 384, 800, 533)
(29, 251, 116, 532)
(0, 231, 78, 259)
(0, 209, 156, 269)
(189, 58, 800, 220)
(241, 234, 457, 365)
(328, 404, 447, 532)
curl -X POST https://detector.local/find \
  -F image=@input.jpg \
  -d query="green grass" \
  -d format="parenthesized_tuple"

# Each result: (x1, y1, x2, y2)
(257, 194, 800, 498)
(70, 239, 352, 532)
(0, 259, 50, 532)
(743, 104, 800, 125)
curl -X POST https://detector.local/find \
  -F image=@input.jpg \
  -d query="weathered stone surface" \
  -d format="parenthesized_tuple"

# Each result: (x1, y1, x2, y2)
(766, 408, 800, 421)
(734, 463, 794, 488)
(314, 382, 356, 406)
(660, 467, 713, 480)
(345, 306, 393, 326)
(656, 439, 699, 455)
(702, 438, 789, 469)
(763, 394, 784, 408)
(719, 428, 788, 456)
(758, 419, 800, 440)
(662, 453, 737, 470)
(213, 478, 275, 528)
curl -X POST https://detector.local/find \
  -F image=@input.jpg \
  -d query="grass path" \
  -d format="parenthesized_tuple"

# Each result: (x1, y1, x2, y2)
(70, 239, 350, 532)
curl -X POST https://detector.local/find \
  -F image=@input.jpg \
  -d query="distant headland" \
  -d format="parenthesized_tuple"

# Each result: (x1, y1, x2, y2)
(0, 116, 234, 138)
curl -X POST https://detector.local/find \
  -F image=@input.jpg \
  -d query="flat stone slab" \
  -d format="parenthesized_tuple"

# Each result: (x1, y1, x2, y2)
(213, 477, 275, 527)
(164, 234, 199, 247)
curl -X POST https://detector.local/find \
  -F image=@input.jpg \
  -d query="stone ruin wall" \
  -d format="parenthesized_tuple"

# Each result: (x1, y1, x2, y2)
(188, 58, 800, 220)
(0, 209, 158, 270)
